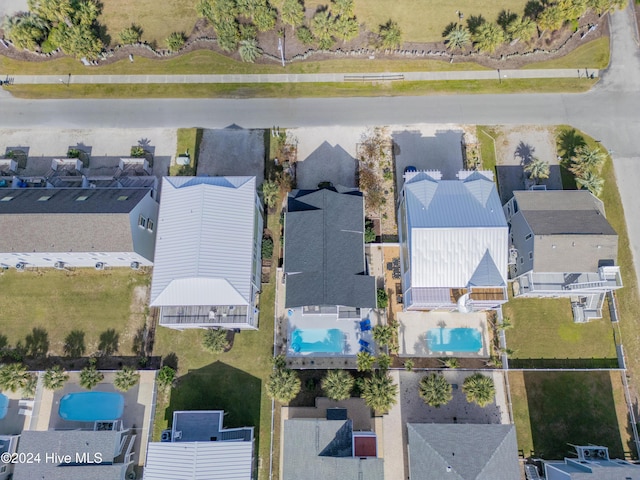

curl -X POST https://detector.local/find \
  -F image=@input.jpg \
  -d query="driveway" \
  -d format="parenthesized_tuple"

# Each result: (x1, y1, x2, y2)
(196, 127, 264, 185)
(0, 0, 27, 19)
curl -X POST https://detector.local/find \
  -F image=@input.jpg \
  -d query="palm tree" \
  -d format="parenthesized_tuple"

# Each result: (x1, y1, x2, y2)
(419, 373, 453, 407)
(0, 363, 30, 393)
(157, 366, 176, 391)
(377, 353, 391, 371)
(280, 0, 305, 33)
(166, 32, 186, 52)
(114, 366, 140, 392)
(266, 367, 300, 403)
(507, 17, 537, 43)
(22, 373, 37, 398)
(322, 369, 354, 400)
(576, 171, 604, 196)
(239, 38, 262, 63)
(261, 180, 279, 209)
(378, 19, 402, 49)
(80, 363, 104, 390)
(473, 22, 505, 54)
(570, 146, 606, 176)
(372, 324, 394, 347)
(558, 0, 588, 21)
(439, 357, 459, 368)
(43, 365, 69, 391)
(202, 328, 230, 354)
(462, 373, 495, 407)
(360, 372, 398, 413)
(537, 6, 564, 33)
(332, 0, 355, 18)
(445, 24, 471, 51)
(334, 16, 359, 42)
(356, 351, 375, 372)
(312, 10, 335, 50)
(524, 157, 550, 184)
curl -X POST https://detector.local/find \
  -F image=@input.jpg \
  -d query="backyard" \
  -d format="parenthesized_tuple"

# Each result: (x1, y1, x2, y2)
(509, 370, 632, 459)
(0, 268, 149, 358)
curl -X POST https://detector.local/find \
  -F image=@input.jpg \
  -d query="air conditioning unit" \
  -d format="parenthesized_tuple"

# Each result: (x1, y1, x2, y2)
(54, 261, 66, 270)
(15, 262, 25, 271)
(95, 262, 105, 270)
(508, 248, 518, 265)
(130, 261, 140, 270)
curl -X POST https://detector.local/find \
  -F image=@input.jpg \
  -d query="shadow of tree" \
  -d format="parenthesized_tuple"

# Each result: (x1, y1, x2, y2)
(98, 329, 120, 356)
(132, 326, 146, 356)
(515, 141, 536, 165)
(25, 327, 49, 358)
(557, 128, 586, 161)
(466, 15, 486, 35)
(162, 352, 179, 371)
(64, 330, 86, 358)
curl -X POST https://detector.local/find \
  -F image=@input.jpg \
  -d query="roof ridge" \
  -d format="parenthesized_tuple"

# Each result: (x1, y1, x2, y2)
(409, 424, 465, 480)
(475, 426, 511, 478)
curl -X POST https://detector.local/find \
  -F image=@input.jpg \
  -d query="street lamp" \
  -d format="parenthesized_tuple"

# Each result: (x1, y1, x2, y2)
(277, 36, 285, 68)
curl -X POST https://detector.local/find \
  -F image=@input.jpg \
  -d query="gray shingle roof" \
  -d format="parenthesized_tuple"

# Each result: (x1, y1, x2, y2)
(284, 188, 376, 308)
(13, 430, 127, 480)
(407, 423, 520, 480)
(282, 419, 384, 480)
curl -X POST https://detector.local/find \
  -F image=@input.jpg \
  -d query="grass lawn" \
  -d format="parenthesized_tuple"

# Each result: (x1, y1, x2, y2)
(99, 0, 199, 48)
(509, 371, 628, 458)
(477, 126, 498, 173)
(504, 295, 617, 361)
(170, 128, 202, 175)
(0, 269, 149, 356)
(5, 78, 596, 99)
(522, 37, 610, 70)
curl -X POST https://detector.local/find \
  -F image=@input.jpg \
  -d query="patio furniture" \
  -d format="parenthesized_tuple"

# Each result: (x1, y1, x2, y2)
(18, 400, 34, 408)
(18, 408, 32, 416)
(359, 319, 372, 331)
(386, 262, 393, 271)
(358, 339, 370, 348)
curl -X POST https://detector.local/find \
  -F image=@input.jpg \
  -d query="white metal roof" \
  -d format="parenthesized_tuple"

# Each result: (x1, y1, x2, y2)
(404, 172, 508, 288)
(150, 176, 258, 307)
(144, 441, 254, 480)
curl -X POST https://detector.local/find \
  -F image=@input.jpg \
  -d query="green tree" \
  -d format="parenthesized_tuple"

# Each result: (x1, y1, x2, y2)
(462, 373, 495, 407)
(569, 145, 606, 176)
(378, 19, 402, 49)
(419, 373, 453, 407)
(22, 373, 37, 398)
(537, 5, 565, 32)
(312, 10, 335, 49)
(215, 20, 240, 52)
(28, 0, 73, 24)
(331, 0, 355, 17)
(524, 157, 550, 183)
(296, 25, 315, 45)
(507, 16, 537, 43)
(80, 362, 104, 390)
(473, 22, 505, 53)
(588, 0, 626, 14)
(4, 14, 48, 50)
(372, 324, 394, 347)
(43, 365, 68, 390)
(114, 366, 140, 392)
(377, 353, 391, 371)
(253, 5, 277, 31)
(576, 171, 604, 196)
(333, 16, 359, 42)
(261, 180, 279, 209)
(166, 32, 186, 52)
(266, 367, 300, 403)
(74, 0, 101, 26)
(364, 220, 376, 243)
(360, 372, 398, 413)
(376, 288, 388, 309)
(119, 24, 143, 44)
(239, 37, 262, 62)
(281, 0, 305, 32)
(0, 364, 31, 393)
(202, 328, 230, 354)
(357, 351, 375, 372)
(322, 369, 354, 400)
(157, 366, 176, 390)
(48, 23, 103, 59)
(445, 24, 471, 51)
(558, 0, 588, 20)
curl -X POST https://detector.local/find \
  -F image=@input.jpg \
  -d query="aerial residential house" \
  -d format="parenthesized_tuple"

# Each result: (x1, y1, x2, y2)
(283, 186, 376, 357)
(398, 171, 508, 311)
(144, 410, 255, 480)
(0, 435, 18, 480)
(0, 185, 158, 270)
(282, 410, 384, 480)
(150, 176, 263, 330)
(12, 429, 135, 480)
(504, 190, 622, 322)
(543, 445, 640, 479)
(407, 424, 520, 480)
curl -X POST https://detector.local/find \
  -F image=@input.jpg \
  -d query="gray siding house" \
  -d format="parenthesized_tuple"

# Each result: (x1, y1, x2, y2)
(398, 171, 508, 311)
(150, 177, 263, 330)
(504, 190, 622, 322)
(544, 445, 640, 479)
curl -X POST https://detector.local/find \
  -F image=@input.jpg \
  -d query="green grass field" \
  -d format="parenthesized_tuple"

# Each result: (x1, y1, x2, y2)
(0, 269, 149, 356)
(509, 371, 629, 458)
(522, 37, 610, 70)
(504, 295, 617, 360)
(4, 77, 596, 99)
(477, 126, 498, 173)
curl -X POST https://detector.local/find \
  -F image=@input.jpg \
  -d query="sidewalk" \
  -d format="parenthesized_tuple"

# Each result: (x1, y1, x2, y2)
(3, 68, 599, 85)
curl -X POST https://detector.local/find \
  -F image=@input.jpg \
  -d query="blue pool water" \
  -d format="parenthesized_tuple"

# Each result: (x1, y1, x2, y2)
(427, 328, 482, 353)
(291, 328, 344, 353)
(59, 392, 124, 422)
(0, 393, 8, 420)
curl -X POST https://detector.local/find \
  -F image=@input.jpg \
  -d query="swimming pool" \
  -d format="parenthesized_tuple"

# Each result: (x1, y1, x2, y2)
(59, 392, 124, 422)
(427, 328, 482, 353)
(0, 393, 8, 420)
(290, 328, 344, 354)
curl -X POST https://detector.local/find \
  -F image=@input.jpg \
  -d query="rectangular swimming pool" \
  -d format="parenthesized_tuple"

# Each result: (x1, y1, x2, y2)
(290, 328, 344, 354)
(427, 328, 482, 353)
(59, 392, 124, 422)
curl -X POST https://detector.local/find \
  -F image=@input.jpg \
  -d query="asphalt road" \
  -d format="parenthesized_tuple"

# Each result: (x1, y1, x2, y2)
(0, 5, 639, 286)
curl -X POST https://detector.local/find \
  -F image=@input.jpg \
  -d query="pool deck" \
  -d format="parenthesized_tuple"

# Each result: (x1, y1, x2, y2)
(397, 311, 491, 358)
(29, 370, 156, 467)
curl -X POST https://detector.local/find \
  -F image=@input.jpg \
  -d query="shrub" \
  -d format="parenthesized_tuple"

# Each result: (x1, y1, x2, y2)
(377, 288, 388, 309)
(262, 237, 274, 259)
(364, 220, 376, 243)
(202, 328, 230, 354)
(114, 366, 140, 392)
(43, 365, 69, 391)
(166, 32, 186, 52)
(119, 25, 143, 44)
(157, 366, 176, 390)
(296, 25, 315, 45)
(80, 363, 104, 390)
(130, 146, 145, 158)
